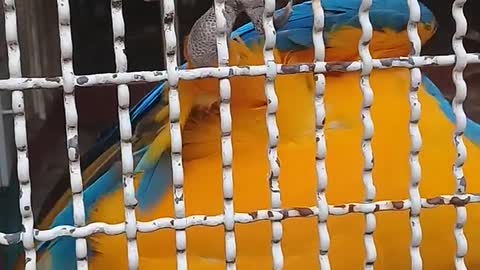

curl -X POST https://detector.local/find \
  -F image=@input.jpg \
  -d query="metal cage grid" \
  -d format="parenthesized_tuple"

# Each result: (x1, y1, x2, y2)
(0, 0, 479, 269)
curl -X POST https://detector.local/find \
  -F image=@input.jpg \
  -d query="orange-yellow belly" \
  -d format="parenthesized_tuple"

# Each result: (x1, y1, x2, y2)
(88, 70, 480, 269)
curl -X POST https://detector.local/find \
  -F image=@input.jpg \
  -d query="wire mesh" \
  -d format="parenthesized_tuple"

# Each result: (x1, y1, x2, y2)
(0, 0, 478, 269)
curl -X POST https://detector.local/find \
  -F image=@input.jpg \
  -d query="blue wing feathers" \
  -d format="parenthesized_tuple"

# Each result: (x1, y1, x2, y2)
(80, 62, 187, 185)
(37, 147, 149, 263)
(81, 82, 168, 172)
(135, 150, 173, 211)
(422, 75, 480, 146)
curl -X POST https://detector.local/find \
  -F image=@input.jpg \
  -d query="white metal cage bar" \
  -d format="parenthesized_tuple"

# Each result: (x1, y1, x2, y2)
(262, 0, 284, 268)
(1, 193, 477, 244)
(4, 0, 36, 269)
(57, 0, 89, 268)
(161, 0, 188, 269)
(212, 0, 237, 269)
(1, 53, 480, 91)
(406, 0, 424, 269)
(357, 0, 377, 268)
(110, 0, 140, 269)
(311, 0, 331, 269)
(451, 0, 469, 269)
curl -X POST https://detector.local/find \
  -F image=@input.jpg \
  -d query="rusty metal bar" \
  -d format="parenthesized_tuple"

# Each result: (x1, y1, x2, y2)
(406, 0, 424, 268)
(451, 0, 469, 269)
(213, 0, 237, 269)
(0, 54, 480, 91)
(1, 193, 478, 247)
(311, 0, 331, 269)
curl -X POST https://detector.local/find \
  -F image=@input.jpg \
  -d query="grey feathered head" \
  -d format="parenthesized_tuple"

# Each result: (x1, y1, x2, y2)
(186, 0, 293, 67)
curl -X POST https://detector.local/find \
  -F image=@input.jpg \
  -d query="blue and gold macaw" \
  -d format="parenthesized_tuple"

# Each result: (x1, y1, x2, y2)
(13, 0, 480, 269)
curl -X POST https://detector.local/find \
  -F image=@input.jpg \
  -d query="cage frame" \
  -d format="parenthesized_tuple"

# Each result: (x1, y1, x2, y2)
(0, 0, 478, 269)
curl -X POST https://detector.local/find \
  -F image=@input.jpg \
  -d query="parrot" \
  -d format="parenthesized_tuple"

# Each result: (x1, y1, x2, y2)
(12, 0, 480, 269)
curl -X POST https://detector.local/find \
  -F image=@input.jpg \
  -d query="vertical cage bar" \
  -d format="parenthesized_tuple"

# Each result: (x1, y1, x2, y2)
(213, 1, 237, 269)
(110, 0, 139, 269)
(311, 0, 331, 269)
(262, 0, 283, 269)
(451, 0, 469, 269)
(357, 0, 377, 269)
(406, 0, 423, 269)
(4, 0, 36, 268)
(56, 0, 88, 269)
(161, 0, 187, 269)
